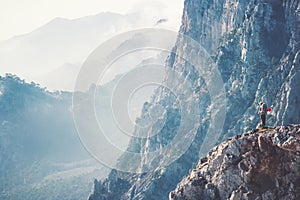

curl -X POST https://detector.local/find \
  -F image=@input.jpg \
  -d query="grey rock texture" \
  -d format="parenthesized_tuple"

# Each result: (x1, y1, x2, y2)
(170, 125, 300, 200)
(89, 0, 300, 199)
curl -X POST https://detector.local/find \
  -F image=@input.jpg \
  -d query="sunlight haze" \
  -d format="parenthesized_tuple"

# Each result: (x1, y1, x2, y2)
(0, 0, 184, 42)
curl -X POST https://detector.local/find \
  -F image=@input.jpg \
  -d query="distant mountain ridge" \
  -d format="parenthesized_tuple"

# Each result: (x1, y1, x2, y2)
(0, 12, 136, 90)
(0, 74, 110, 200)
(0, 10, 181, 91)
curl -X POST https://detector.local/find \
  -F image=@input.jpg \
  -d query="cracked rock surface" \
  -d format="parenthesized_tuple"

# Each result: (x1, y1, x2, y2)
(170, 125, 300, 200)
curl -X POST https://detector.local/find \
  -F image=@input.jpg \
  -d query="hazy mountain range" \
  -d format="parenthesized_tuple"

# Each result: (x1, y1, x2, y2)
(0, 11, 175, 91)
(0, 74, 111, 199)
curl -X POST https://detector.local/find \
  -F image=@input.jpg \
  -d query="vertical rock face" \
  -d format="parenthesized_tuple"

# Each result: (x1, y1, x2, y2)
(169, 125, 300, 200)
(89, 0, 300, 199)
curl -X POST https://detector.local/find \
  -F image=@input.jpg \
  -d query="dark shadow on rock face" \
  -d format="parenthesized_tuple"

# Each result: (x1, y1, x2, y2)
(261, 0, 289, 58)
(249, 172, 276, 193)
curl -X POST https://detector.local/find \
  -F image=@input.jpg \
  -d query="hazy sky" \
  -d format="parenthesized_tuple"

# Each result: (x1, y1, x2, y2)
(0, 0, 184, 42)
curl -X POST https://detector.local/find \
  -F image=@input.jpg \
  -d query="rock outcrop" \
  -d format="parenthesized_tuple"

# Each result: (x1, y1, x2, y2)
(170, 125, 300, 200)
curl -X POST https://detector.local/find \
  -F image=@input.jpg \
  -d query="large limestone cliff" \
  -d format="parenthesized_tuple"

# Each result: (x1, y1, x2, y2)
(89, 0, 300, 199)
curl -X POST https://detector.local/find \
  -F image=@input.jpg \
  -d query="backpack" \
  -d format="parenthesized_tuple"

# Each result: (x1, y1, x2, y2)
(261, 103, 267, 114)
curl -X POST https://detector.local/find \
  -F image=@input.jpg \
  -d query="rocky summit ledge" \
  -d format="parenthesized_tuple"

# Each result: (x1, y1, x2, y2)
(170, 125, 300, 200)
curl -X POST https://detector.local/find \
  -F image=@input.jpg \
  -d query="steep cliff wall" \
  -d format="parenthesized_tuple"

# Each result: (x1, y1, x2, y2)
(89, 0, 300, 199)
